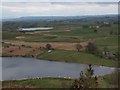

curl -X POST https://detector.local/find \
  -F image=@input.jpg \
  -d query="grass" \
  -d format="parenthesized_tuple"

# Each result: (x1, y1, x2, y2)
(95, 36, 118, 46)
(97, 46, 118, 53)
(47, 28, 106, 39)
(2, 31, 24, 40)
(38, 50, 118, 67)
(98, 72, 119, 88)
(95, 36, 118, 53)
(3, 72, 119, 88)
(2, 25, 118, 67)
(24, 35, 83, 42)
(3, 78, 73, 88)
(2, 43, 14, 47)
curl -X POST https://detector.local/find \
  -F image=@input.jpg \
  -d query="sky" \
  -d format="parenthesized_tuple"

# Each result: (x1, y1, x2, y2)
(2, 0, 120, 2)
(1, 0, 119, 19)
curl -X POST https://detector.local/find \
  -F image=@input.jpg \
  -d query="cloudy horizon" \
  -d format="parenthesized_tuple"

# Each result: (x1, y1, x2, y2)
(2, 2, 118, 19)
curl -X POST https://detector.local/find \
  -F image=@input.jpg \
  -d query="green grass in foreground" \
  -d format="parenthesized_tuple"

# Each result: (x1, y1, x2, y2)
(3, 72, 119, 88)
(98, 72, 119, 88)
(38, 50, 118, 67)
(3, 78, 73, 88)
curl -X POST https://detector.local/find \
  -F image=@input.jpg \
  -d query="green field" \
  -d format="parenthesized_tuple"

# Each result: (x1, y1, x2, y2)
(3, 72, 119, 88)
(2, 17, 119, 67)
(3, 23, 118, 53)
(38, 50, 118, 67)
(3, 78, 73, 88)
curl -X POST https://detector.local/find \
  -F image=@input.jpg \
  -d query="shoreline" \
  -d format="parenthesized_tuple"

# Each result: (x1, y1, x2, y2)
(1, 55, 119, 68)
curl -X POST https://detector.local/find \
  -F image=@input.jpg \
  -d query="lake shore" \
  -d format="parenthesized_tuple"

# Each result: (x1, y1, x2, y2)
(2, 40, 119, 67)
(2, 72, 119, 88)
(2, 50, 118, 67)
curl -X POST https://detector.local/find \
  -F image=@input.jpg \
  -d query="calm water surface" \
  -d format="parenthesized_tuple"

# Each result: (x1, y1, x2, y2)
(19, 27, 53, 31)
(2, 57, 117, 81)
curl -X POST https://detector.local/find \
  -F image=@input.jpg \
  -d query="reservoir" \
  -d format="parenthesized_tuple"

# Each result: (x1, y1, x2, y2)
(2, 57, 118, 81)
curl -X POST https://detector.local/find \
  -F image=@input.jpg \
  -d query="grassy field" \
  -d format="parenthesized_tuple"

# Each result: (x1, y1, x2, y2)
(98, 72, 119, 88)
(2, 78, 73, 88)
(2, 42, 118, 67)
(2, 23, 118, 53)
(38, 50, 118, 67)
(3, 72, 119, 88)
(2, 28, 118, 67)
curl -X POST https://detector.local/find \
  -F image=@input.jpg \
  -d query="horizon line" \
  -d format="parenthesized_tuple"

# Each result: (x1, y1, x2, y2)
(2, 14, 118, 20)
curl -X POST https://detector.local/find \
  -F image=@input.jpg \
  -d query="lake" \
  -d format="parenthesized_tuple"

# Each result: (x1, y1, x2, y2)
(1, 57, 117, 81)
(18, 27, 53, 31)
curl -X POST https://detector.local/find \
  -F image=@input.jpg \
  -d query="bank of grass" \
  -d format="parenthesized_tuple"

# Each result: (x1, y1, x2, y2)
(2, 31, 23, 40)
(3, 72, 119, 88)
(24, 35, 84, 42)
(98, 72, 119, 88)
(38, 50, 118, 67)
(2, 78, 73, 88)
(95, 36, 118, 46)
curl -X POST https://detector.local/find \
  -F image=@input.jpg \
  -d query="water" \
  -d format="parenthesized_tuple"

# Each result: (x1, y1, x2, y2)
(1, 57, 117, 81)
(19, 27, 53, 31)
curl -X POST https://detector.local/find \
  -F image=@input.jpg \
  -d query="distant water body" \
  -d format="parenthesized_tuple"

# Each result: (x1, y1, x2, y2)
(18, 27, 53, 31)
(1, 57, 118, 81)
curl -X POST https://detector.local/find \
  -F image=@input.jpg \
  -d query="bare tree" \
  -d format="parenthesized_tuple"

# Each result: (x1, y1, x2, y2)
(46, 43, 52, 50)
(76, 44, 82, 52)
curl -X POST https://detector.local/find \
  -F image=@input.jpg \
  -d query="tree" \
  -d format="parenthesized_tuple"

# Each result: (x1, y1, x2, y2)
(109, 30, 113, 35)
(86, 42, 97, 54)
(71, 64, 98, 89)
(82, 25, 89, 28)
(94, 29, 98, 33)
(115, 51, 120, 60)
(76, 44, 82, 52)
(46, 43, 52, 50)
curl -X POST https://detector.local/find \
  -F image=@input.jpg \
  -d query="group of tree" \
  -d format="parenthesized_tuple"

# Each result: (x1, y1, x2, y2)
(75, 42, 119, 60)
(109, 30, 118, 35)
(71, 64, 98, 89)
(86, 42, 98, 54)
(75, 42, 98, 54)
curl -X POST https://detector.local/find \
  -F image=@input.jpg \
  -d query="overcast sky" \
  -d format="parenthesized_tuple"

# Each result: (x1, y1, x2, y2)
(2, 0, 120, 2)
(1, 1, 119, 19)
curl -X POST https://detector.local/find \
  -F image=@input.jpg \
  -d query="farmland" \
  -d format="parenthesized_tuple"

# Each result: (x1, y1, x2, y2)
(2, 15, 119, 88)
(2, 15, 119, 67)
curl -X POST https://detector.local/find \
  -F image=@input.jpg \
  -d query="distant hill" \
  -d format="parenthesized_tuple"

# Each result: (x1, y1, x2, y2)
(2, 14, 118, 22)
(2, 16, 85, 22)
(2, 14, 118, 31)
